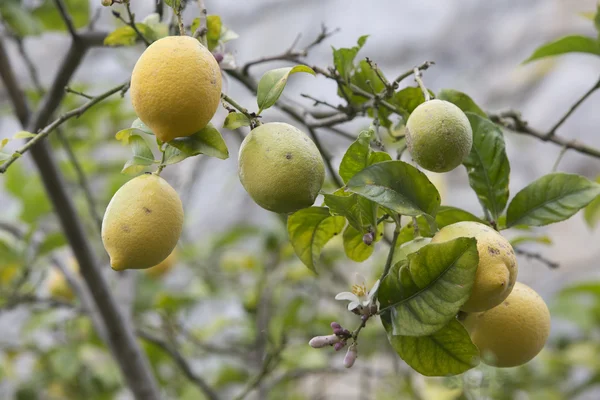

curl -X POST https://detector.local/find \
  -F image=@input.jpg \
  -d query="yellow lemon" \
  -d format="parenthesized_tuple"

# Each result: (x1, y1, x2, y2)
(102, 174, 183, 270)
(47, 259, 79, 301)
(406, 99, 472, 172)
(238, 122, 325, 213)
(130, 36, 222, 142)
(145, 248, 178, 279)
(431, 221, 517, 312)
(462, 282, 551, 367)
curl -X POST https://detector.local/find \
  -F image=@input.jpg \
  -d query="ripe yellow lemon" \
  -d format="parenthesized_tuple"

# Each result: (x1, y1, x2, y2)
(462, 282, 551, 367)
(238, 122, 325, 214)
(145, 248, 178, 279)
(102, 174, 183, 270)
(47, 259, 79, 301)
(130, 36, 222, 142)
(405, 99, 472, 172)
(431, 221, 517, 312)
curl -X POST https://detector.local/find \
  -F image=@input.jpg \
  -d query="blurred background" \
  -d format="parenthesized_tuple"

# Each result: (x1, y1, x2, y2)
(1, 0, 600, 399)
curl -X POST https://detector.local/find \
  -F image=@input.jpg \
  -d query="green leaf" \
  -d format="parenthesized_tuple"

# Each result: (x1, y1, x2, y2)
(0, 138, 9, 151)
(37, 232, 67, 257)
(169, 123, 229, 160)
(223, 112, 250, 130)
(343, 224, 374, 262)
(391, 87, 430, 116)
(383, 317, 479, 376)
(523, 35, 600, 63)
(347, 160, 441, 219)
(506, 173, 600, 227)
(131, 119, 153, 134)
(339, 129, 375, 183)
(463, 113, 510, 221)
(323, 191, 377, 232)
(256, 66, 316, 113)
(287, 207, 346, 273)
(4, 163, 51, 224)
(510, 235, 552, 247)
(332, 35, 368, 80)
(220, 26, 239, 44)
(206, 15, 222, 50)
(33, 0, 89, 31)
(13, 131, 36, 139)
(346, 59, 387, 105)
(115, 128, 153, 144)
(164, 0, 181, 9)
(120, 135, 154, 175)
(0, 3, 42, 36)
(104, 24, 156, 47)
(437, 89, 486, 117)
(379, 237, 479, 336)
(584, 176, 600, 229)
(369, 151, 392, 165)
(163, 145, 187, 165)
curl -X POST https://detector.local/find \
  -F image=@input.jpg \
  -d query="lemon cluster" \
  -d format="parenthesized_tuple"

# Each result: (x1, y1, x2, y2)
(431, 221, 550, 368)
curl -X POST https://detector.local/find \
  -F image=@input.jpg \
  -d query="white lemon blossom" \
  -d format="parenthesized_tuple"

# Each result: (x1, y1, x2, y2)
(335, 273, 380, 312)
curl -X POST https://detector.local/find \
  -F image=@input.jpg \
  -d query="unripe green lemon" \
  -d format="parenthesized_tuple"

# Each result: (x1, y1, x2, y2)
(238, 122, 325, 214)
(431, 221, 517, 312)
(130, 36, 222, 143)
(406, 99, 473, 172)
(462, 282, 551, 368)
(102, 174, 183, 271)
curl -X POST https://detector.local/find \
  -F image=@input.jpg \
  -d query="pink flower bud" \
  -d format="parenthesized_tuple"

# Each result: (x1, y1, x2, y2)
(344, 344, 358, 368)
(334, 341, 345, 351)
(330, 322, 342, 330)
(309, 334, 341, 348)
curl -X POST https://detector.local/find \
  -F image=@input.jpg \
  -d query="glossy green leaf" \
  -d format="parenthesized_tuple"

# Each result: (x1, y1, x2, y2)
(256, 66, 316, 113)
(391, 87, 430, 116)
(463, 113, 510, 221)
(115, 128, 152, 144)
(437, 89, 486, 117)
(584, 176, 600, 229)
(0, 3, 42, 36)
(120, 135, 154, 175)
(223, 112, 250, 130)
(164, 0, 181, 9)
(33, 0, 89, 31)
(346, 59, 387, 104)
(339, 129, 375, 183)
(287, 207, 346, 273)
(379, 237, 479, 336)
(332, 35, 368, 80)
(169, 123, 229, 160)
(131, 119, 153, 135)
(347, 160, 441, 219)
(383, 317, 479, 376)
(523, 35, 600, 63)
(369, 151, 392, 165)
(343, 224, 373, 262)
(510, 235, 552, 247)
(507, 173, 600, 227)
(163, 145, 187, 165)
(206, 15, 222, 50)
(104, 24, 156, 47)
(323, 191, 377, 232)
(13, 131, 36, 139)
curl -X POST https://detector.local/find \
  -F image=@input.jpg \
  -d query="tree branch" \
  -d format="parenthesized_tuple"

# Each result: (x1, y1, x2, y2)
(0, 34, 161, 400)
(137, 329, 220, 400)
(112, 3, 150, 46)
(53, 0, 78, 38)
(514, 247, 559, 269)
(547, 75, 600, 137)
(0, 82, 129, 173)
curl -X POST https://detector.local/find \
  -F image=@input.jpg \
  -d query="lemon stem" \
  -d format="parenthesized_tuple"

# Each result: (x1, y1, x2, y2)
(155, 145, 167, 175)
(221, 93, 261, 126)
(414, 67, 430, 102)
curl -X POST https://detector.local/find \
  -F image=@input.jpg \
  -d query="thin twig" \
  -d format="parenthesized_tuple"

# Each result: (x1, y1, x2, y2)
(413, 67, 430, 102)
(551, 145, 568, 172)
(194, 0, 208, 46)
(391, 61, 434, 90)
(307, 127, 344, 187)
(514, 248, 559, 269)
(53, 0, 78, 38)
(65, 86, 93, 99)
(546, 76, 600, 137)
(221, 93, 260, 125)
(112, 2, 150, 46)
(137, 330, 221, 400)
(0, 82, 129, 173)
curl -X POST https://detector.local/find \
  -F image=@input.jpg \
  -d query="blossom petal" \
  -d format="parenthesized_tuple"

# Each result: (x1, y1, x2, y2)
(335, 292, 360, 302)
(347, 301, 360, 311)
(353, 272, 367, 286)
(367, 279, 381, 299)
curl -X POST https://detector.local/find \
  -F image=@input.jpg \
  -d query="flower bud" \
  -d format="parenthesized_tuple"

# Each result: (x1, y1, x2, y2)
(344, 344, 358, 368)
(334, 341, 345, 351)
(213, 53, 224, 63)
(330, 321, 342, 330)
(309, 334, 341, 348)
(362, 231, 374, 246)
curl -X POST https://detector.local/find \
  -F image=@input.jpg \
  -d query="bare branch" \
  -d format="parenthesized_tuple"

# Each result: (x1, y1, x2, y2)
(137, 329, 220, 400)
(413, 67, 430, 102)
(547, 75, 600, 137)
(53, 0, 78, 38)
(391, 61, 434, 90)
(514, 247, 559, 269)
(0, 82, 129, 173)
(112, 3, 150, 46)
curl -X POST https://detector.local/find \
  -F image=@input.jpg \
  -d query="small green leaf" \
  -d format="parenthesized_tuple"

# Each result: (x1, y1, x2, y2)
(13, 131, 36, 139)
(164, 0, 181, 9)
(506, 173, 600, 227)
(104, 24, 155, 47)
(0, 153, 10, 162)
(287, 207, 346, 273)
(37, 232, 67, 258)
(523, 35, 600, 63)
(206, 15, 222, 50)
(347, 160, 441, 219)
(169, 123, 229, 160)
(383, 317, 479, 376)
(343, 224, 373, 262)
(220, 26, 239, 44)
(115, 128, 152, 143)
(256, 66, 316, 113)
(463, 113, 510, 221)
(510, 235, 552, 247)
(33, 0, 89, 31)
(332, 35, 368, 80)
(0, 138, 9, 151)
(369, 151, 392, 165)
(223, 112, 251, 130)
(339, 129, 375, 183)
(437, 89, 486, 117)
(163, 145, 188, 165)
(142, 13, 169, 40)
(131, 118, 154, 134)
(379, 237, 479, 336)
(584, 193, 600, 229)
(0, 3, 42, 36)
(324, 191, 377, 232)
(391, 87, 430, 116)
(120, 135, 155, 175)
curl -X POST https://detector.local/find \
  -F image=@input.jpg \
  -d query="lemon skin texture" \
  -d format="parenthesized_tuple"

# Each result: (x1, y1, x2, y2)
(462, 282, 551, 368)
(238, 122, 325, 214)
(431, 221, 517, 312)
(102, 174, 183, 271)
(145, 248, 178, 279)
(130, 36, 222, 143)
(405, 99, 473, 173)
